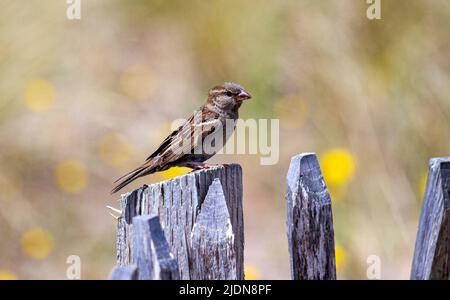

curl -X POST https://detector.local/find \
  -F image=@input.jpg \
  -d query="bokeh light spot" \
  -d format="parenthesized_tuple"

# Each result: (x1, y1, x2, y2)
(335, 244, 347, 271)
(159, 167, 191, 181)
(321, 149, 356, 186)
(24, 79, 56, 112)
(21, 228, 54, 260)
(244, 264, 262, 280)
(97, 133, 133, 169)
(0, 270, 17, 280)
(54, 160, 88, 193)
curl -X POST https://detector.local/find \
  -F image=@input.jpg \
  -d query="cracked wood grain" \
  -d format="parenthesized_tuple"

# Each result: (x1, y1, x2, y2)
(132, 215, 179, 279)
(190, 179, 237, 279)
(115, 164, 244, 280)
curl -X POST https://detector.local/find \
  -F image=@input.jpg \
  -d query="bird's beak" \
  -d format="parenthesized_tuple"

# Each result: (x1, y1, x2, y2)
(237, 91, 251, 101)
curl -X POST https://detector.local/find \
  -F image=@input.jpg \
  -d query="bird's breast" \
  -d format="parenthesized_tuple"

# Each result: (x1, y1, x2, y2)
(192, 117, 236, 156)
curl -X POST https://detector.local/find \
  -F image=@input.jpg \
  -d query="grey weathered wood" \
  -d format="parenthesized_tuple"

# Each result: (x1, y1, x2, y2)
(147, 216, 180, 280)
(132, 215, 179, 280)
(132, 215, 155, 279)
(286, 153, 336, 280)
(108, 265, 138, 280)
(411, 157, 450, 280)
(191, 179, 237, 279)
(116, 164, 244, 280)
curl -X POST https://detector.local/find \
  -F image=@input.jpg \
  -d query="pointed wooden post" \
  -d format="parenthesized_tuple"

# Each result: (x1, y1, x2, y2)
(132, 216, 179, 280)
(286, 153, 336, 280)
(191, 179, 237, 279)
(115, 164, 244, 280)
(411, 157, 450, 280)
(132, 216, 154, 280)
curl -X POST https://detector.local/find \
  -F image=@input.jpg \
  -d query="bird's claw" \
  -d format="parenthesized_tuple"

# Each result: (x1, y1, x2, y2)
(187, 163, 219, 171)
(107, 205, 122, 219)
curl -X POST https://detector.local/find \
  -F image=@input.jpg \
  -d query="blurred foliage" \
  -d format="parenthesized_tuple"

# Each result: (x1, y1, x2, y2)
(0, 0, 449, 279)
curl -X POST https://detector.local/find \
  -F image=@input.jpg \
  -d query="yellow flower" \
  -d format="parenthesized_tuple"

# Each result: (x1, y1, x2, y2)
(159, 167, 191, 181)
(24, 79, 56, 112)
(321, 148, 356, 186)
(244, 264, 262, 280)
(119, 63, 158, 100)
(21, 228, 54, 260)
(274, 95, 308, 129)
(97, 133, 133, 169)
(335, 244, 347, 271)
(54, 160, 88, 193)
(0, 270, 17, 280)
(419, 172, 428, 198)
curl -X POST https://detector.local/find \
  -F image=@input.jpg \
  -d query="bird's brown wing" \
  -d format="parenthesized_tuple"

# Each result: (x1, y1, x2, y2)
(146, 114, 194, 161)
(113, 113, 197, 182)
(149, 108, 221, 167)
(111, 108, 219, 193)
(147, 110, 199, 164)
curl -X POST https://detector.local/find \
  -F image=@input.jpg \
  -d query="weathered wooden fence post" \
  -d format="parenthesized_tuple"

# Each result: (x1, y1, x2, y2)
(411, 157, 450, 280)
(133, 216, 179, 280)
(191, 179, 237, 279)
(109, 265, 138, 280)
(286, 153, 336, 280)
(109, 215, 178, 280)
(115, 164, 244, 280)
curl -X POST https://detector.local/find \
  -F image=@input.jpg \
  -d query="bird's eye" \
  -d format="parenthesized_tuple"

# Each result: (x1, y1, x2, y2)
(225, 91, 233, 97)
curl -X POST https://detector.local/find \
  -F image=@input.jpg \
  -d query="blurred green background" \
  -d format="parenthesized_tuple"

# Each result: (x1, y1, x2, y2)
(0, 0, 449, 279)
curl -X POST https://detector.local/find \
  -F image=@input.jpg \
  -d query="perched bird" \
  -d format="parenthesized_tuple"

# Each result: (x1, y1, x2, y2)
(111, 82, 251, 194)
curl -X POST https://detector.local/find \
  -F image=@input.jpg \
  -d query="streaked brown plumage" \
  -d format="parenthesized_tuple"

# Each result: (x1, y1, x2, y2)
(111, 82, 251, 194)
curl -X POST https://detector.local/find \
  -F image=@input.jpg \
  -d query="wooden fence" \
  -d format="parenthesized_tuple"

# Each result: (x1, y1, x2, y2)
(112, 164, 243, 280)
(410, 158, 450, 280)
(109, 154, 450, 280)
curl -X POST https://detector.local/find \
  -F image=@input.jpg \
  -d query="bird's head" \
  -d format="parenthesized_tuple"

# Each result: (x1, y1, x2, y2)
(207, 82, 251, 110)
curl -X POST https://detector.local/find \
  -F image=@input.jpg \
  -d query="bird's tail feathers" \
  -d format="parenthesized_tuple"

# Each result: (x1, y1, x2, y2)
(113, 165, 143, 183)
(111, 164, 153, 194)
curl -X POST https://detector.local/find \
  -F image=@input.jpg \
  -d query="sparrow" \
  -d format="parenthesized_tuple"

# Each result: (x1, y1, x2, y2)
(111, 82, 251, 194)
